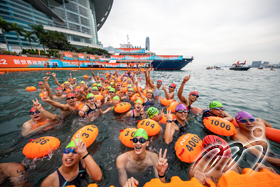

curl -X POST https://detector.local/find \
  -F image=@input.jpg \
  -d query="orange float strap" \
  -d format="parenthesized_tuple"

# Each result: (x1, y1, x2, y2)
(31, 121, 47, 130)
(265, 127, 280, 144)
(203, 116, 237, 136)
(22, 136, 60, 159)
(217, 168, 280, 187)
(72, 125, 98, 148)
(143, 176, 216, 187)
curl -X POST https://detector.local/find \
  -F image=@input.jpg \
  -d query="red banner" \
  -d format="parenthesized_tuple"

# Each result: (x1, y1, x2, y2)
(63, 52, 73, 58)
(0, 55, 49, 68)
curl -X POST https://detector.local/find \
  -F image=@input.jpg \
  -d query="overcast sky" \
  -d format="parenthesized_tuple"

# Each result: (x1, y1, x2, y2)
(98, 0, 280, 67)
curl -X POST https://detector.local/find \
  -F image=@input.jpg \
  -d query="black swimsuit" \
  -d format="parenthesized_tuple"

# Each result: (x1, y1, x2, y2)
(173, 119, 188, 135)
(57, 161, 86, 187)
(85, 103, 98, 115)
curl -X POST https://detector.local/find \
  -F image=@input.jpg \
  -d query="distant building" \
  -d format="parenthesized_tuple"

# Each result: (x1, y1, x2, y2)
(145, 37, 150, 51)
(103, 46, 115, 53)
(261, 61, 269, 67)
(251, 61, 262, 68)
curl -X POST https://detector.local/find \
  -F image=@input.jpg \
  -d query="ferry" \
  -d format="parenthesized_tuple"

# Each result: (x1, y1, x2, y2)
(230, 61, 250, 71)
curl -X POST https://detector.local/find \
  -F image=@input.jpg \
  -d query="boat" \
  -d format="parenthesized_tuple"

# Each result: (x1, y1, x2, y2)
(108, 36, 193, 70)
(229, 61, 250, 71)
(214, 66, 224, 70)
(206, 66, 213, 70)
(258, 67, 263, 69)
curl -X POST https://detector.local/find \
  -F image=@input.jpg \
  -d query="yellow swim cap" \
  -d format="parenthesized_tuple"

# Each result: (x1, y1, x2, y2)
(80, 81, 85, 84)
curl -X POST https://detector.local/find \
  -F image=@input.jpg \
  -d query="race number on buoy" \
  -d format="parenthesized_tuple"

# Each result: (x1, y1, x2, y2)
(72, 125, 98, 148)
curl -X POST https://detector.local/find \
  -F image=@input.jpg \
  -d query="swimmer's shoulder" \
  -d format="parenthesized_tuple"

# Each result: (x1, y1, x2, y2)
(41, 170, 59, 187)
(116, 152, 131, 168)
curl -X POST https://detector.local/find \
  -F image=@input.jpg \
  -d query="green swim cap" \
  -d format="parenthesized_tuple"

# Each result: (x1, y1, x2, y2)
(109, 88, 115, 93)
(86, 93, 95, 99)
(127, 84, 132, 87)
(135, 99, 143, 104)
(128, 88, 134, 92)
(107, 86, 112, 90)
(97, 83, 102, 87)
(113, 96, 120, 101)
(92, 87, 98, 91)
(65, 138, 79, 149)
(133, 128, 148, 140)
(147, 107, 159, 119)
(209, 101, 223, 109)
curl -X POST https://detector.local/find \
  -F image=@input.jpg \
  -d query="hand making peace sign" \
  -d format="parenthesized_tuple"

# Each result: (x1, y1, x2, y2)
(156, 148, 168, 176)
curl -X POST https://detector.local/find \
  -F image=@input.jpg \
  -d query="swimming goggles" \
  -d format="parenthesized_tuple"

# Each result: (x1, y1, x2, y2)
(74, 91, 80, 93)
(169, 86, 174, 89)
(66, 97, 75, 100)
(157, 82, 162, 84)
(109, 91, 115, 93)
(39, 83, 44, 86)
(212, 107, 224, 111)
(63, 148, 77, 154)
(87, 97, 95, 100)
(65, 83, 70, 85)
(176, 110, 189, 113)
(55, 90, 62, 92)
(131, 138, 147, 144)
(30, 111, 40, 115)
(191, 94, 199, 98)
(239, 118, 255, 123)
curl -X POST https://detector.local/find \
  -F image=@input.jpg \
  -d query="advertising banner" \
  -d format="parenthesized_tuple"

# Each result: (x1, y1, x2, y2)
(89, 55, 96, 61)
(115, 48, 145, 54)
(111, 55, 126, 60)
(78, 53, 86, 61)
(0, 55, 50, 68)
(154, 55, 183, 60)
(63, 52, 74, 60)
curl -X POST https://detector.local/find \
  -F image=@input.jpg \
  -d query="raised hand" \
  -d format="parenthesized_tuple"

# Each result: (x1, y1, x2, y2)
(96, 100, 102, 107)
(32, 98, 42, 110)
(43, 76, 50, 81)
(79, 110, 85, 117)
(194, 170, 211, 187)
(123, 177, 138, 187)
(162, 84, 166, 91)
(166, 109, 172, 121)
(159, 109, 164, 118)
(69, 73, 72, 76)
(183, 75, 191, 82)
(52, 72, 56, 77)
(73, 133, 87, 156)
(156, 148, 168, 176)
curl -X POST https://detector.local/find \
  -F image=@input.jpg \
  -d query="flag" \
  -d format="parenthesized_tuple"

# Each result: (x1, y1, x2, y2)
(236, 61, 239, 65)
(244, 60, 246, 64)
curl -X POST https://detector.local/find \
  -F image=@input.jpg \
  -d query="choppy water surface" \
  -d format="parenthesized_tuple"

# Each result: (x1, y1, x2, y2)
(0, 68, 279, 186)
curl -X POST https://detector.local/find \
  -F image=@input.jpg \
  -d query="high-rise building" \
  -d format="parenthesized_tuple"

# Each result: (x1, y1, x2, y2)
(0, 0, 113, 50)
(145, 37, 150, 51)
(251, 61, 262, 68)
(261, 61, 269, 67)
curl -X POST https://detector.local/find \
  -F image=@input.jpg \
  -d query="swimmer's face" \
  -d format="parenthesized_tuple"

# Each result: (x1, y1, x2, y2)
(157, 82, 162, 87)
(70, 80, 74, 84)
(65, 83, 70, 88)
(113, 99, 120, 105)
(128, 91, 134, 96)
(133, 136, 149, 155)
(55, 89, 63, 96)
(62, 148, 80, 167)
(109, 92, 115, 97)
(66, 96, 76, 106)
(147, 92, 153, 98)
(93, 91, 98, 95)
(74, 91, 81, 97)
(238, 118, 256, 131)
(134, 103, 143, 111)
(151, 113, 160, 122)
(169, 86, 175, 92)
(175, 110, 188, 121)
(38, 83, 44, 89)
(97, 87, 102, 91)
(210, 108, 223, 117)
(189, 94, 198, 102)
(30, 110, 42, 121)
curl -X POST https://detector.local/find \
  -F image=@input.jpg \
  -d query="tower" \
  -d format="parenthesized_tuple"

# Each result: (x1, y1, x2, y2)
(145, 37, 150, 51)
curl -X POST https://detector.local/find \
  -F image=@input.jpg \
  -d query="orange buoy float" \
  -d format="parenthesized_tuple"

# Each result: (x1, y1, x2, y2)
(0, 72, 5, 74)
(119, 128, 137, 148)
(39, 92, 44, 97)
(217, 168, 280, 187)
(159, 114, 176, 124)
(46, 72, 51, 75)
(64, 89, 72, 93)
(77, 103, 85, 110)
(22, 136, 60, 159)
(94, 95, 104, 101)
(265, 127, 280, 144)
(114, 102, 131, 113)
(190, 107, 203, 115)
(26, 86, 36, 92)
(131, 93, 140, 101)
(83, 75, 89, 79)
(167, 102, 179, 113)
(137, 119, 160, 136)
(134, 86, 142, 92)
(230, 119, 239, 128)
(72, 125, 98, 148)
(143, 176, 215, 187)
(116, 91, 120, 95)
(175, 133, 203, 163)
(203, 116, 237, 136)
(160, 98, 174, 106)
(122, 87, 128, 93)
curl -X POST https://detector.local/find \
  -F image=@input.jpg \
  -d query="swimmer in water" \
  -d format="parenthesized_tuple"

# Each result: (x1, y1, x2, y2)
(79, 93, 102, 117)
(148, 79, 162, 98)
(52, 73, 73, 92)
(202, 101, 233, 122)
(147, 107, 164, 122)
(38, 81, 46, 92)
(43, 76, 65, 99)
(125, 100, 145, 119)
(232, 111, 280, 166)
(41, 135, 102, 187)
(22, 98, 56, 137)
(162, 83, 176, 100)
(135, 81, 153, 106)
(116, 128, 168, 186)
(0, 162, 26, 187)
(178, 75, 200, 112)
(164, 104, 189, 144)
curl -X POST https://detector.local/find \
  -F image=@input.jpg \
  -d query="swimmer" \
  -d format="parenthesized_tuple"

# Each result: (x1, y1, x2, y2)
(125, 100, 145, 119)
(79, 81, 88, 92)
(52, 73, 73, 92)
(73, 88, 85, 102)
(232, 111, 280, 166)
(116, 128, 168, 186)
(38, 81, 46, 91)
(202, 101, 233, 122)
(0, 162, 26, 187)
(43, 76, 65, 99)
(105, 88, 116, 103)
(135, 81, 153, 106)
(90, 69, 98, 82)
(41, 135, 102, 187)
(22, 98, 56, 137)
(147, 107, 164, 122)
(189, 135, 276, 186)
(126, 88, 135, 100)
(162, 83, 176, 100)
(68, 73, 76, 88)
(41, 93, 81, 113)
(177, 75, 200, 112)
(148, 79, 162, 98)
(79, 94, 102, 117)
(164, 104, 189, 144)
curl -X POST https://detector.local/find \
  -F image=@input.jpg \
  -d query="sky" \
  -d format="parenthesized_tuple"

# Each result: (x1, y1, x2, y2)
(98, 0, 280, 67)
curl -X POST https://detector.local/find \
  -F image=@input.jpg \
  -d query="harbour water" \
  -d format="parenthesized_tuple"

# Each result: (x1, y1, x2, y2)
(0, 68, 279, 186)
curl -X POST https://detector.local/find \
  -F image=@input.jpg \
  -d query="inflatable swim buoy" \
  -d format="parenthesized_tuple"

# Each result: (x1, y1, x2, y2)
(114, 102, 131, 113)
(230, 119, 239, 128)
(26, 86, 36, 92)
(203, 116, 237, 136)
(217, 168, 280, 187)
(22, 136, 60, 159)
(137, 119, 160, 136)
(83, 75, 89, 79)
(94, 95, 104, 101)
(160, 98, 174, 106)
(0, 72, 5, 74)
(122, 87, 128, 93)
(64, 89, 72, 93)
(167, 102, 179, 113)
(134, 86, 142, 92)
(131, 93, 140, 101)
(46, 72, 51, 75)
(159, 114, 176, 124)
(175, 133, 203, 163)
(72, 125, 98, 148)
(31, 121, 47, 130)
(202, 135, 230, 156)
(265, 127, 280, 144)
(119, 128, 137, 148)
(143, 176, 215, 187)
(39, 92, 44, 97)
(77, 103, 85, 110)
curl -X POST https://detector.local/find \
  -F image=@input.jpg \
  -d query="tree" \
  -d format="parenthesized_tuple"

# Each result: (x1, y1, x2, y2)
(0, 17, 11, 49)
(10, 23, 25, 50)
(42, 30, 76, 51)
(22, 31, 37, 49)
(29, 24, 46, 51)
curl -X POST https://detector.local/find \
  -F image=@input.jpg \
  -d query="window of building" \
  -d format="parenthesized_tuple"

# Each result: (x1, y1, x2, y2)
(72, 36, 81, 42)
(78, 0, 87, 7)
(67, 12, 79, 23)
(52, 8, 66, 19)
(81, 27, 91, 35)
(84, 38, 92, 44)
(79, 6, 88, 17)
(80, 17, 89, 26)
(68, 23, 80, 32)
(65, 1, 78, 13)
(48, 0, 64, 9)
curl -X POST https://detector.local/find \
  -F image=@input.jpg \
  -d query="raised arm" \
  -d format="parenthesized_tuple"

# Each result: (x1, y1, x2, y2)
(162, 85, 170, 99)
(90, 68, 97, 82)
(178, 75, 190, 103)
(52, 73, 63, 87)
(43, 76, 54, 98)
(116, 154, 128, 187)
(164, 110, 176, 144)
(135, 81, 147, 102)
(41, 97, 68, 111)
(33, 98, 56, 120)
